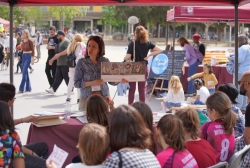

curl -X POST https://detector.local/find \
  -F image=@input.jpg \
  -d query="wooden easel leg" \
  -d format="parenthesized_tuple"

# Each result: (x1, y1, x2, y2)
(149, 79, 158, 101)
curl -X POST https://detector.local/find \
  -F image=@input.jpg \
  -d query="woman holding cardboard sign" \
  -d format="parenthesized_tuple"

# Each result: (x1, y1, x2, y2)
(125, 26, 162, 104)
(74, 36, 124, 111)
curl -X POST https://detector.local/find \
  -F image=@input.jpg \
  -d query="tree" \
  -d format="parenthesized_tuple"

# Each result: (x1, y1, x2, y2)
(47, 6, 89, 30)
(101, 6, 125, 28)
(0, 6, 24, 25)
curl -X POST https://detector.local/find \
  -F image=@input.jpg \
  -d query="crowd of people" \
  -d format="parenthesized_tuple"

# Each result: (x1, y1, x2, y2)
(1, 24, 250, 167)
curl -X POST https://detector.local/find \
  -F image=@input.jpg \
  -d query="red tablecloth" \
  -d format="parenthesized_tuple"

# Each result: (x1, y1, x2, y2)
(26, 118, 84, 168)
(180, 65, 233, 92)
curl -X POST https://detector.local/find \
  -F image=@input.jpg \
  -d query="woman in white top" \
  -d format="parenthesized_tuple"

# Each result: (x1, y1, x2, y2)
(187, 78, 210, 105)
(160, 75, 185, 110)
(46, 123, 109, 168)
(66, 34, 86, 103)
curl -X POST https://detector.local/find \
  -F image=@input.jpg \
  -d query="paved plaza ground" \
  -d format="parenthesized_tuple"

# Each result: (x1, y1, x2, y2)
(0, 44, 233, 144)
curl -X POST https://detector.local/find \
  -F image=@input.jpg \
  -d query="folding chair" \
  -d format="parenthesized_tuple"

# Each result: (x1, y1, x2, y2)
(228, 144, 250, 168)
(208, 162, 228, 168)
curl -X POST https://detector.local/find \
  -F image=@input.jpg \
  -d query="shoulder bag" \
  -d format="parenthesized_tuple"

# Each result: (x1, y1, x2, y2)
(66, 51, 77, 68)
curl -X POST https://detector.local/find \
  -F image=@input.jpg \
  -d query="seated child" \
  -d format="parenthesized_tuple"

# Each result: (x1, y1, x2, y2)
(160, 75, 185, 111)
(47, 123, 110, 168)
(187, 78, 210, 105)
(200, 91, 236, 162)
(187, 63, 218, 94)
(156, 114, 199, 168)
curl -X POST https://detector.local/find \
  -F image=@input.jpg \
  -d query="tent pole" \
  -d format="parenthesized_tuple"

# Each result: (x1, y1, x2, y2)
(234, 3, 238, 87)
(166, 21, 168, 47)
(172, 19, 176, 75)
(9, 3, 14, 116)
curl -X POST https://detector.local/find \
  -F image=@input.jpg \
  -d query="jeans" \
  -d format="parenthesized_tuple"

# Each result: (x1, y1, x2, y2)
(45, 57, 57, 87)
(52, 65, 69, 92)
(19, 53, 32, 92)
(166, 102, 181, 109)
(128, 67, 148, 104)
(237, 73, 247, 110)
(23, 142, 48, 168)
(67, 68, 80, 99)
(209, 88, 216, 95)
(194, 100, 205, 105)
(188, 61, 199, 94)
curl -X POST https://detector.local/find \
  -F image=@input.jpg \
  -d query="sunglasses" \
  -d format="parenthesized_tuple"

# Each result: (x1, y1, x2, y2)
(238, 81, 250, 85)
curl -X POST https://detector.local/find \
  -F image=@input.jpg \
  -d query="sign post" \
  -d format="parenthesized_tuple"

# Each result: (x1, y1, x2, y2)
(128, 16, 139, 34)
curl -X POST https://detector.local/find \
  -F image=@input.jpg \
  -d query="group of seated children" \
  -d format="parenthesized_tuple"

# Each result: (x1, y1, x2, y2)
(1, 79, 245, 168)
(160, 63, 218, 111)
(49, 90, 238, 168)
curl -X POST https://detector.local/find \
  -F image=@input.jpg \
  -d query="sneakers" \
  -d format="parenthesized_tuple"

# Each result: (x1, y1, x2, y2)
(46, 88, 55, 94)
(18, 91, 23, 94)
(30, 69, 34, 74)
(66, 98, 71, 102)
(77, 99, 80, 104)
(15, 71, 18, 74)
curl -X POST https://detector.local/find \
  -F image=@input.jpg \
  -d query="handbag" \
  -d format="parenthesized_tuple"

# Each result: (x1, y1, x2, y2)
(66, 52, 77, 68)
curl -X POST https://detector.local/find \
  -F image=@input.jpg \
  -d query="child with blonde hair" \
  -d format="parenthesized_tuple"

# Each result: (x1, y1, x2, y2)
(160, 76, 185, 110)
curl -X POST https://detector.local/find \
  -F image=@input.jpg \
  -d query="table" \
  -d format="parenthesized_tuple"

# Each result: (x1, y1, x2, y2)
(180, 65, 233, 92)
(27, 118, 84, 168)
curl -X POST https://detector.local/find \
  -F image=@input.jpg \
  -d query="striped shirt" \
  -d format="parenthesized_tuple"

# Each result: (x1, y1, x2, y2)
(74, 57, 110, 99)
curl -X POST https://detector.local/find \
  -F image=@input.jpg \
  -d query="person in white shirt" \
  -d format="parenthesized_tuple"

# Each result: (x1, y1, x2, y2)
(187, 78, 210, 105)
(4, 33, 17, 69)
(160, 76, 185, 110)
(46, 123, 109, 168)
(35, 31, 42, 58)
(66, 34, 86, 103)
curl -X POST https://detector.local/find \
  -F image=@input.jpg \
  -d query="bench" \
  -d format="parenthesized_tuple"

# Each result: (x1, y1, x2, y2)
(204, 51, 229, 64)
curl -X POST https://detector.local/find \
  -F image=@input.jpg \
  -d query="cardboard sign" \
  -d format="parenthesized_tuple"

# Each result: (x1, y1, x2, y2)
(101, 62, 146, 82)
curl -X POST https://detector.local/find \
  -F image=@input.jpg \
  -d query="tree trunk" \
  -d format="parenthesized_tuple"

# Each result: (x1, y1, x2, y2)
(59, 14, 63, 30)
(204, 23, 212, 41)
(218, 28, 222, 41)
(185, 23, 188, 38)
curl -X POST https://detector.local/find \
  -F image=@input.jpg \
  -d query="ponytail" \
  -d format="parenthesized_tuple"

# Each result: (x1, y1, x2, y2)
(206, 91, 237, 136)
(223, 109, 237, 135)
(175, 108, 200, 140)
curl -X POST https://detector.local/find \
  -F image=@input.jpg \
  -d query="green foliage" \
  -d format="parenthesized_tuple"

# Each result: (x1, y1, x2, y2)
(47, 6, 89, 29)
(0, 6, 24, 24)
(101, 6, 125, 27)
(22, 7, 43, 24)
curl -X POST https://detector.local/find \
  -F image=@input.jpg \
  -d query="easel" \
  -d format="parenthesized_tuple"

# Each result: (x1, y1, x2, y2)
(148, 45, 173, 101)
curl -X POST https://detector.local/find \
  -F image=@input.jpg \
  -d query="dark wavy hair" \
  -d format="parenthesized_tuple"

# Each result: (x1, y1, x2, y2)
(0, 83, 16, 102)
(177, 36, 189, 47)
(0, 101, 15, 133)
(108, 105, 151, 152)
(85, 36, 105, 61)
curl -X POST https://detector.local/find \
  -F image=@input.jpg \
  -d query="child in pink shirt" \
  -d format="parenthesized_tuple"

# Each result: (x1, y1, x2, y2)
(200, 91, 236, 162)
(156, 114, 199, 168)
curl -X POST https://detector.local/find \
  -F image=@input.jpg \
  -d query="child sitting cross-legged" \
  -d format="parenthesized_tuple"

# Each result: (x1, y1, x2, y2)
(187, 78, 210, 105)
(159, 75, 185, 111)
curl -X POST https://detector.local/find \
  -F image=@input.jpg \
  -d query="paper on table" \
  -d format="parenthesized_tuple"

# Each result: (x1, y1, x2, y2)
(47, 145, 68, 168)
(76, 116, 88, 124)
(34, 111, 63, 116)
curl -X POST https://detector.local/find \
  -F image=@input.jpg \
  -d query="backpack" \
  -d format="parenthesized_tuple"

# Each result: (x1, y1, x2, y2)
(0, 44, 4, 63)
(66, 52, 76, 68)
(194, 48, 204, 63)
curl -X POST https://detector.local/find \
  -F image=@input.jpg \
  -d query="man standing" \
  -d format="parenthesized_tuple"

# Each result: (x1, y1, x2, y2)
(35, 31, 42, 58)
(45, 26, 59, 89)
(192, 34, 206, 57)
(46, 30, 70, 94)
(4, 33, 17, 70)
(239, 70, 250, 144)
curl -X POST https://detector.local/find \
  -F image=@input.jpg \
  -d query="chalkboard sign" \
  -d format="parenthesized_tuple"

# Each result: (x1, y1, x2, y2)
(148, 50, 185, 79)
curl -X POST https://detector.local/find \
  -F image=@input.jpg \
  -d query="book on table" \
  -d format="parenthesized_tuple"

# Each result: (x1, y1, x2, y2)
(32, 112, 67, 127)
